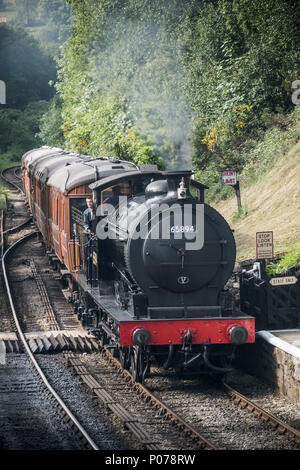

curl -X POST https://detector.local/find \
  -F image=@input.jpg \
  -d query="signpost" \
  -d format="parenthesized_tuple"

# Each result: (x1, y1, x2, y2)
(221, 169, 242, 210)
(256, 231, 273, 260)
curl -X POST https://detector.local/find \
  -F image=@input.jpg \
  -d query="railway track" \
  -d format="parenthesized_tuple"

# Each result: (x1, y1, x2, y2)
(0, 166, 24, 192)
(0, 166, 32, 237)
(0, 166, 23, 189)
(1, 231, 99, 450)
(65, 350, 218, 450)
(223, 381, 300, 444)
(0, 168, 217, 450)
(0, 169, 100, 450)
(4, 235, 218, 450)
(100, 348, 300, 450)
(1, 165, 299, 451)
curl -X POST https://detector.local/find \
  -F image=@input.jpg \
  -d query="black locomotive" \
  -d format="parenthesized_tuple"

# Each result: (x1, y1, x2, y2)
(22, 147, 255, 382)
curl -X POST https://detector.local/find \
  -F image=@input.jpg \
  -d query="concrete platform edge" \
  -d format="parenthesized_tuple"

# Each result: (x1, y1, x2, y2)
(257, 330, 300, 360)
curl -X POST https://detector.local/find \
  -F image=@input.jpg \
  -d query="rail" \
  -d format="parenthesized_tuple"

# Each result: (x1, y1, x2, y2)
(1, 230, 99, 450)
(0, 166, 32, 235)
(0, 165, 24, 193)
(223, 381, 300, 443)
(102, 347, 218, 450)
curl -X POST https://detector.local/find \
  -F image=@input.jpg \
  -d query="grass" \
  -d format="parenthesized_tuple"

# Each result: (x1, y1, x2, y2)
(232, 205, 249, 223)
(0, 194, 6, 209)
(0, 182, 9, 209)
(212, 131, 300, 262)
(206, 106, 300, 205)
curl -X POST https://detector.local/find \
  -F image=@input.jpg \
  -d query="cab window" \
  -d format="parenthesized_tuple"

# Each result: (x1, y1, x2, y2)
(101, 181, 132, 205)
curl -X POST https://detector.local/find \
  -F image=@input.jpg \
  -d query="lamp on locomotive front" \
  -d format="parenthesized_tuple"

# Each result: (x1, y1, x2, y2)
(177, 177, 187, 200)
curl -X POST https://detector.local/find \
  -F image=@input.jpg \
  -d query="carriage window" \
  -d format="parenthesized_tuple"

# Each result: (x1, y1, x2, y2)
(52, 192, 58, 224)
(59, 195, 65, 228)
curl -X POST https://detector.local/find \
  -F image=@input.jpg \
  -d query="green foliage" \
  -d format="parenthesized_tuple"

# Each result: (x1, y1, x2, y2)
(3, 1, 300, 185)
(0, 100, 49, 165)
(57, 0, 197, 167)
(54, 0, 300, 173)
(198, 104, 300, 203)
(38, 95, 65, 148)
(11, 0, 71, 56)
(0, 24, 56, 108)
(266, 243, 300, 275)
(232, 206, 249, 223)
(13, 0, 39, 26)
(189, 0, 300, 172)
(0, 23, 55, 165)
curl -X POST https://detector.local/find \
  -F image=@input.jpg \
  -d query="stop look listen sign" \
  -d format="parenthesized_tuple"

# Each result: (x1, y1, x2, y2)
(256, 231, 274, 259)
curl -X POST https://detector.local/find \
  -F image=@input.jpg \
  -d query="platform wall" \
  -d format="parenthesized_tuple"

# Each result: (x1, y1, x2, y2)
(235, 339, 300, 402)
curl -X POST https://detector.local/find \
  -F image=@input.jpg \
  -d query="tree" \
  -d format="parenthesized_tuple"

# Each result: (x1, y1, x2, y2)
(38, 95, 65, 148)
(13, 0, 40, 27)
(0, 100, 48, 162)
(0, 24, 57, 165)
(0, 25, 56, 108)
(55, 0, 300, 173)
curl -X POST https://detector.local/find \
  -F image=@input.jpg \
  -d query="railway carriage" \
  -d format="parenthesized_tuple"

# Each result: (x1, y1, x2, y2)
(22, 146, 255, 381)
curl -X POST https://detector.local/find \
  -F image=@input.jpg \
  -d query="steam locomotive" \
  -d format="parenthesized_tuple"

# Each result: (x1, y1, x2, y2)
(22, 146, 255, 381)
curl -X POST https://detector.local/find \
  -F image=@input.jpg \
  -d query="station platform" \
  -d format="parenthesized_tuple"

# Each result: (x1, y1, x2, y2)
(257, 330, 300, 360)
(236, 329, 300, 402)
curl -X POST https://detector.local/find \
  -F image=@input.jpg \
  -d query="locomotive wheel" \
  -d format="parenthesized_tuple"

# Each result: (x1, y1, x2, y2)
(130, 346, 149, 382)
(119, 346, 130, 370)
(130, 346, 142, 382)
(109, 342, 118, 357)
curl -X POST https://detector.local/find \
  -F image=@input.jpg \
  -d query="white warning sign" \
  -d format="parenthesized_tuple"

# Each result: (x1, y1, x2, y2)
(221, 170, 237, 186)
(256, 231, 273, 259)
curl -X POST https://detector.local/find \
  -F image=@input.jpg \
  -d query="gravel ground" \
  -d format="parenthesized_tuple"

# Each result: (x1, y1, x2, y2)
(6, 236, 82, 334)
(145, 366, 300, 450)
(1, 182, 128, 451)
(226, 370, 300, 431)
(0, 354, 85, 450)
(3, 188, 29, 233)
(35, 353, 135, 450)
(73, 352, 206, 450)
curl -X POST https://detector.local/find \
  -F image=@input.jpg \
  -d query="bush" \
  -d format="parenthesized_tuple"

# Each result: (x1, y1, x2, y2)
(0, 101, 49, 164)
(266, 242, 300, 275)
(38, 95, 65, 148)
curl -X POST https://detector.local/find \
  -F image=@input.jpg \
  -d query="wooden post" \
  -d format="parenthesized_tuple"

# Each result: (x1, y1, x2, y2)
(233, 181, 242, 210)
